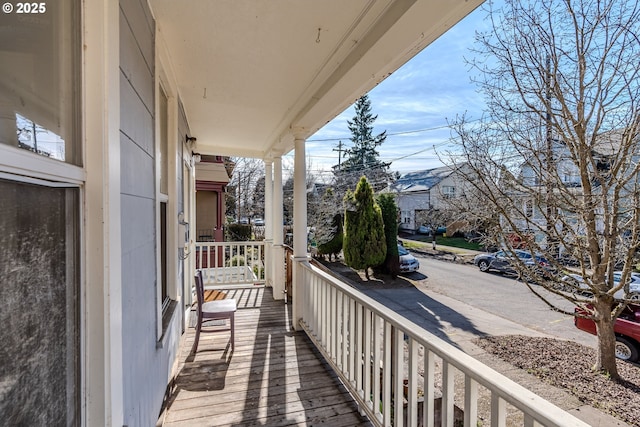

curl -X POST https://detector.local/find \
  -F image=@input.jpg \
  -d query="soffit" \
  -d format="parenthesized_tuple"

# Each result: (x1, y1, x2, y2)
(149, 0, 483, 158)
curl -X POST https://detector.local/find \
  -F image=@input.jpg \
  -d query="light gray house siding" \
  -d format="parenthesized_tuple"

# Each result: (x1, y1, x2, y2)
(119, 0, 181, 424)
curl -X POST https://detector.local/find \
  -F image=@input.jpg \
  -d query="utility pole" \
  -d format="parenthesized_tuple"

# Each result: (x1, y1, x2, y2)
(333, 140, 346, 171)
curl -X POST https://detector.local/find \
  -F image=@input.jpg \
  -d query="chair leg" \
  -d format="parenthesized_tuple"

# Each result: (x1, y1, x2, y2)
(194, 321, 201, 353)
(230, 313, 235, 351)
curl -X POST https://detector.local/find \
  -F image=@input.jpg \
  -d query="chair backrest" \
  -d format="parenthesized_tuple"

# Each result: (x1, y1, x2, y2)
(194, 270, 205, 313)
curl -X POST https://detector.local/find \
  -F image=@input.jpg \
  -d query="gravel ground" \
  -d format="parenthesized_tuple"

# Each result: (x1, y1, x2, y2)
(474, 335, 640, 427)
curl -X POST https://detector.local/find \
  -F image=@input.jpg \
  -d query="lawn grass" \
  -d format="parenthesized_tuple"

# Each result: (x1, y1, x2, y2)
(401, 235, 483, 251)
(435, 236, 483, 251)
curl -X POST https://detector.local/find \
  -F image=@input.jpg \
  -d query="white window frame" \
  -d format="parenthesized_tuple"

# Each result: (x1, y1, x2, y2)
(442, 185, 456, 199)
(155, 33, 181, 341)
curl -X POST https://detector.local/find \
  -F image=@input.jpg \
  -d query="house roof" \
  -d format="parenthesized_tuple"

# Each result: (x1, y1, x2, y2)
(390, 164, 457, 193)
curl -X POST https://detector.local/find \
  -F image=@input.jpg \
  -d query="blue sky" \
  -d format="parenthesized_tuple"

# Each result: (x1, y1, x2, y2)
(284, 4, 492, 181)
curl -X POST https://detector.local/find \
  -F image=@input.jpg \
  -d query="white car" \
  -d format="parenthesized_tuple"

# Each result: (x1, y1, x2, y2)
(253, 218, 265, 226)
(561, 272, 640, 300)
(398, 244, 420, 273)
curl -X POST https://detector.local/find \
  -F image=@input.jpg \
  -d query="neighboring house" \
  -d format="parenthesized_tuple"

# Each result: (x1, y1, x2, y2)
(510, 134, 633, 247)
(1, 2, 584, 427)
(195, 155, 232, 242)
(389, 164, 469, 232)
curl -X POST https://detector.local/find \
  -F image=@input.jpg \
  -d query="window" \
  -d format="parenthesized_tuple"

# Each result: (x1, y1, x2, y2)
(158, 86, 171, 316)
(0, 2, 80, 165)
(159, 87, 169, 195)
(442, 186, 456, 199)
(0, 179, 80, 425)
(401, 211, 411, 224)
(525, 199, 534, 218)
(0, 1, 80, 424)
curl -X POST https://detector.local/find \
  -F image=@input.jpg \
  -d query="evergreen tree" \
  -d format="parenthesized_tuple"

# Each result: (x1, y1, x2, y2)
(335, 94, 394, 192)
(317, 213, 343, 261)
(377, 193, 399, 278)
(343, 176, 386, 280)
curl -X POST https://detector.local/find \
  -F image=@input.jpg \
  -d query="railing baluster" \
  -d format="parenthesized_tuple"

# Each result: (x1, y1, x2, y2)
(464, 375, 478, 427)
(382, 321, 392, 426)
(310, 274, 317, 334)
(342, 292, 348, 372)
(320, 276, 325, 338)
(333, 285, 338, 361)
(373, 314, 382, 421)
(328, 286, 333, 360)
(328, 284, 334, 359)
(408, 338, 418, 426)
(442, 361, 455, 427)
(315, 279, 322, 341)
(491, 392, 506, 427)
(364, 307, 372, 409)
(424, 350, 435, 427)
(349, 298, 356, 384)
(393, 326, 404, 427)
(355, 302, 364, 396)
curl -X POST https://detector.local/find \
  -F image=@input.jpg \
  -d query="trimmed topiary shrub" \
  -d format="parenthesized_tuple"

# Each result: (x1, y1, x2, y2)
(343, 176, 386, 280)
(377, 193, 400, 278)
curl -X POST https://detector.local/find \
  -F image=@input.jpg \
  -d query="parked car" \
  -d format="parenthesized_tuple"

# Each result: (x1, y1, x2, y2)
(575, 303, 640, 362)
(253, 218, 265, 226)
(561, 272, 640, 301)
(239, 217, 249, 224)
(417, 225, 446, 235)
(398, 244, 420, 273)
(473, 249, 552, 276)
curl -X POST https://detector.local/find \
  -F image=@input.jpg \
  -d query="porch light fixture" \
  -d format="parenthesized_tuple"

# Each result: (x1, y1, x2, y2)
(192, 151, 201, 163)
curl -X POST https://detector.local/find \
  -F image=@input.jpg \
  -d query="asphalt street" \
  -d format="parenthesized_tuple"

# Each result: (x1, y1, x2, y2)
(355, 254, 598, 352)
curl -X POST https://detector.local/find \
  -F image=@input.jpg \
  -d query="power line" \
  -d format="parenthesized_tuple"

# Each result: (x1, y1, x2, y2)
(307, 123, 452, 142)
(307, 118, 481, 143)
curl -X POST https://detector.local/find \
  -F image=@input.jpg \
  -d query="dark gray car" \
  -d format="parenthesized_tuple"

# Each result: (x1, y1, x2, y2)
(473, 249, 551, 275)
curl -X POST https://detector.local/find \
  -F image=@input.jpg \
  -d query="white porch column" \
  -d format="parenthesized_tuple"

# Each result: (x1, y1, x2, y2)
(271, 156, 285, 300)
(85, 0, 124, 425)
(292, 137, 308, 330)
(264, 160, 273, 288)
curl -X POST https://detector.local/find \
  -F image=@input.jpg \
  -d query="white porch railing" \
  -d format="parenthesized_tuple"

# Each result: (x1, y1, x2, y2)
(194, 241, 265, 286)
(298, 260, 590, 427)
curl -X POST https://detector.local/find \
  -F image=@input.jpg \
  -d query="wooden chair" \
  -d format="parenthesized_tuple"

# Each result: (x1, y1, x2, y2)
(193, 270, 237, 352)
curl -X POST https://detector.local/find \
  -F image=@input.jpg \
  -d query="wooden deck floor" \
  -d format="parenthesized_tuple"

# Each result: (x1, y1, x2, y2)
(159, 287, 372, 427)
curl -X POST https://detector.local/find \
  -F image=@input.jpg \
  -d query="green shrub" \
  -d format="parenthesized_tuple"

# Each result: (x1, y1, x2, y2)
(377, 193, 400, 277)
(343, 176, 386, 280)
(226, 223, 252, 241)
(226, 255, 245, 267)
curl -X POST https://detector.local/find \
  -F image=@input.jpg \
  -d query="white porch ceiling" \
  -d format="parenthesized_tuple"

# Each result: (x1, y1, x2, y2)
(149, 0, 483, 159)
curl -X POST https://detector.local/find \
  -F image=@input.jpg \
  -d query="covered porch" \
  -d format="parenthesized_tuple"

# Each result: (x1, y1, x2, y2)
(149, 0, 590, 425)
(162, 257, 589, 426)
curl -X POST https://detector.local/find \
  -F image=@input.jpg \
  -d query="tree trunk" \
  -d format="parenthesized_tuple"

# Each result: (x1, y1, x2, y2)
(593, 299, 619, 380)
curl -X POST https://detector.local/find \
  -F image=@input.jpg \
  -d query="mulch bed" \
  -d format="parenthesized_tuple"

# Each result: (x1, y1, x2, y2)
(474, 335, 640, 426)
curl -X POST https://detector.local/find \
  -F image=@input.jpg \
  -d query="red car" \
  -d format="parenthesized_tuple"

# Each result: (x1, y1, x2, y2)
(575, 304, 640, 362)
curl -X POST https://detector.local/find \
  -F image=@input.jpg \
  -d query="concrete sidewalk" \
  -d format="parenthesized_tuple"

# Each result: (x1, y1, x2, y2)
(353, 282, 631, 427)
